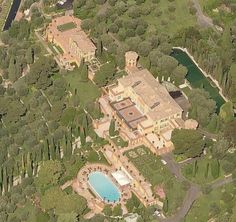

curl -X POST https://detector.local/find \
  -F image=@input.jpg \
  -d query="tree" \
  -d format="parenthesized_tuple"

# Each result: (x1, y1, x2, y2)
(224, 120, 236, 146)
(113, 204, 122, 216)
(138, 41, 152, 57)
(96, 38, 103, 57)
(193, 160, 198, 177)
(35, 160, 63, 192)
(103, 205, 112, 216)
(26, 47, 34, 64)
(157, 55, 178, 77)
(212, 138, 230, 159)
(171, 64, 188, 85)
(109, 119, 116, 137)
(211, 159, 220, 179)
(163, 197, 168, 213)
(26, 56, 58, 90)
(94, 61, 116, 87)
(188, 89, 216, 126)
(219, 102, 234, 123)
(81, 64, 88, 82)
(172, 129, 205, 158)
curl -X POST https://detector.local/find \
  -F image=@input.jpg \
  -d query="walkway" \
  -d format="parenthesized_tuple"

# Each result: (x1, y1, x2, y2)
(191, 0, 214, 28)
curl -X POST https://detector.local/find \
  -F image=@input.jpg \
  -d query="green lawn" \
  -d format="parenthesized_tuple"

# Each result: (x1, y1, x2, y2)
(181, 86, 191, 97)
(182, 156, 224, 185)
(111, 136, 128, 148)
(86, 149, 109, 165)
(185, 183, 236, 222)
(64, 69, 101, 106)
(57, 22, 77, 32)
(125, 146, 187, 215)
(0, 0, 13, 31)
(141, 0, 197, 36)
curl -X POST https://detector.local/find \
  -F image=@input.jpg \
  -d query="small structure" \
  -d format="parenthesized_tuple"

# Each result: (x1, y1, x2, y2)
(111, 170, 131, 187)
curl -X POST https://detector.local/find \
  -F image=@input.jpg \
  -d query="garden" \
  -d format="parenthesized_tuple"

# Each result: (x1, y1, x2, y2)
(125, 146, 187, 216)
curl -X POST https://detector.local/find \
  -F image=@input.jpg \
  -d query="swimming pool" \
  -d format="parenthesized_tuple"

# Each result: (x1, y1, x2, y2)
(88, 171, 121, 203)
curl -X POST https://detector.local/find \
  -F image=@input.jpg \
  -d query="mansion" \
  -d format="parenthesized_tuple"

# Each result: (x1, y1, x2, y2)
(46, 15, 96, 69)
(97, 51, 197, 154)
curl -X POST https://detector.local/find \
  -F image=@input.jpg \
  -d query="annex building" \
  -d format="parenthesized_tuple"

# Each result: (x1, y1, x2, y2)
(46, 15, 96, 69)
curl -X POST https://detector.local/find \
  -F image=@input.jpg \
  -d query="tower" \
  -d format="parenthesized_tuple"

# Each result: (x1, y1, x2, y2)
(125, 51, 139, 74)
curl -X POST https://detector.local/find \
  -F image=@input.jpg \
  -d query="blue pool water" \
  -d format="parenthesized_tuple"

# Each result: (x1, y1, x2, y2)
(88, 171, 121, 203)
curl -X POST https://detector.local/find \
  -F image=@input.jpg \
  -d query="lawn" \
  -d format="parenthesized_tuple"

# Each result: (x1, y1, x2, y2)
(185, 183, 236, 221)
(181, 86, 191, 98)
(86, 149, 109, 165)
(140, 0, 196, 36)
(111, 136, 128, 148)
(125, 146, 187, 215)
(64, 68, 101, 106)
(0, 0, 13, 31)
(57, 22, 77, 32)
(182, 156, 224, 185)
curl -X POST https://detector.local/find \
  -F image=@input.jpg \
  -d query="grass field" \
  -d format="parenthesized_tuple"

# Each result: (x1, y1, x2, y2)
(182, 156, 224, 185)
(185, 183, 236, 221)
(0, 0, 13, 31)
(64, 68, 101, 106)
(125, 146, 187, 215)
(143, 0, 197, 35)
(57, 22, 77, 32)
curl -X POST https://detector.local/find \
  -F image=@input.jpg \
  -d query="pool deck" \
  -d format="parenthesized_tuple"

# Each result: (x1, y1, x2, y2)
(72, 163, 131, 217)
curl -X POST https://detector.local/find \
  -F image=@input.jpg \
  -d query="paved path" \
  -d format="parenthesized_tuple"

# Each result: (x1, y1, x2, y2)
(161, 153, 186, 181)
(159, 153, 235, 222)
(191, 0, 214, 28)
(159, 185, 201, 222)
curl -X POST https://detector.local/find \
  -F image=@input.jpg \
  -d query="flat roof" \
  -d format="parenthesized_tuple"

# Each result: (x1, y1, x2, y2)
(112, 170, 131, 186)
(111, 98, 147, 130)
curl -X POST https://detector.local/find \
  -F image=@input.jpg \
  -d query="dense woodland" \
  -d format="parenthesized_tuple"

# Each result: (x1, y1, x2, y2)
(0, 0, 235, 221)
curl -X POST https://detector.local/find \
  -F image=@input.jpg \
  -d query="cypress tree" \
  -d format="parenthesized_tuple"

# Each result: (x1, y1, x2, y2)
(55, 143, 61, 160)
(81, 64, 88, 82)
(62, 135, 67, 158)
(163, 197, 168, 213)
(97, 38, 103, 57)
(205, 162, 209, 178)
(8, 168, 13, 190)
(80, 127, 86, 146)
(82, 114, 88, 135)
(66, 140, 73, 159)
(193, 160, 198, 177)
(3, 167, 8, 193)
(211, 159, 220, 179)
(49, 138, 56, 160)
(43, 140, 50, 161)
(109, 119, 116, 137)
(26, 47, 34, 64)
(27, 153, 33, 177)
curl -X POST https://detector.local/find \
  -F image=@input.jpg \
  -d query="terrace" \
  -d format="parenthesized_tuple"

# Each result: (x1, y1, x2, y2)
(111, 98, 147, 130)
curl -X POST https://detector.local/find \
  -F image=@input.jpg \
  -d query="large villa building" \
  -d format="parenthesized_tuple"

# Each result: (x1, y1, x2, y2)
(97, 51, 188, 154)
(46, 15, 96, 69)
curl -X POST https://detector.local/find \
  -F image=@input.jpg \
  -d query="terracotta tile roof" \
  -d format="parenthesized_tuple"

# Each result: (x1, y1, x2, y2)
(118, 69, 183, 121)
(46, 15, 96, 58)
